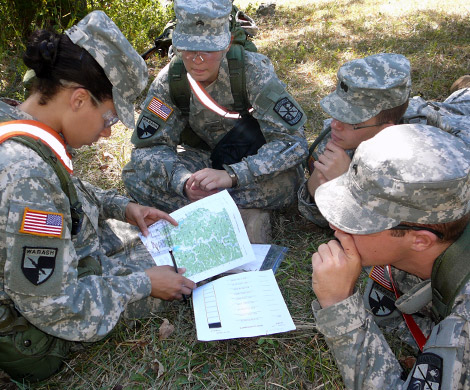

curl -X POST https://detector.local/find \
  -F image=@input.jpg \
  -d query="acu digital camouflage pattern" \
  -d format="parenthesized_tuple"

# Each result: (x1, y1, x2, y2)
(123, 51, 308, 212)
(404, 87, 470, 143)
(172, 0, 232, 52)
(313, 267, 470, 388)
(315, 123, 470, 235)
(0, 101, 160, 342)
(320, 53, 411, 124)
(65, 11, 148, 128)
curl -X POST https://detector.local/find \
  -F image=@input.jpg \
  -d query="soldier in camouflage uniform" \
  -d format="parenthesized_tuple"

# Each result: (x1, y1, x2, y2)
(299, 53, 470, 227)
(0, 11, 195, 382)
(122, 0, 308, 243)
(311, 123, 470, 389)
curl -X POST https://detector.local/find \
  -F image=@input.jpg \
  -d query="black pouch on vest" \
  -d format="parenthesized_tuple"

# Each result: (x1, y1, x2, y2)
(210, 115, 266, 170)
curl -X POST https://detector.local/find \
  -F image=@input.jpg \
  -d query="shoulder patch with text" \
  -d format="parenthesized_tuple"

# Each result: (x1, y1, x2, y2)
(22, 247, 57, 286)
(137, 116, 160, 139)
(19, 208, 63, 238)
(273, 97, 303, 125)
(147, 97, 173, 121)
(407, 353, 442, 390)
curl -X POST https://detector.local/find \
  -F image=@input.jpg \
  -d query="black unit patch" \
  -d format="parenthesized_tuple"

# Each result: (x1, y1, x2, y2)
(273, 97, 303, 125)
(21, 247, 57, 286)
(137, 117, 160, 139)
(368, 282, 396, 317)
(407, 353, 442, 390)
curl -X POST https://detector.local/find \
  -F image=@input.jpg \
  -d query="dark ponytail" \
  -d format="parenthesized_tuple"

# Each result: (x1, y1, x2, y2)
(23, 29, 112, 105)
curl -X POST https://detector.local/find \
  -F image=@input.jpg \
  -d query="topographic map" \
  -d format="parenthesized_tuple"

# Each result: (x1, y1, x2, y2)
(140, 191, 255, 282)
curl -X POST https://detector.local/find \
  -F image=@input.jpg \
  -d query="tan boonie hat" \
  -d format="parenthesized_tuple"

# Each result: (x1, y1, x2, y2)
(315, 124, 470, 234)
(320, 53, 411, 124)
(173, 0, 232, 52)
(66, 11, 148, 128)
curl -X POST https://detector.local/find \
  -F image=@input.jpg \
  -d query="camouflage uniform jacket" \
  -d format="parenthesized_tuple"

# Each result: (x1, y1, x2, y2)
(313, 235, 470, 389)
(299, 88, 470, 226)
(0, 100, 151, 342)
(297, 118, 354, 226)
(130, 51, 308, 197)
(404, 88, 470, 143)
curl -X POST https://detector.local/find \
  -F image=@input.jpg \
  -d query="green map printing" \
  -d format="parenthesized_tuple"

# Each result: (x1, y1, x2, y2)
(166, 208, 242, 277)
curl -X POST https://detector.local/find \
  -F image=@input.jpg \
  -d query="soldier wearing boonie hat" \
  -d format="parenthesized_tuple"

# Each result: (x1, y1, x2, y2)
(298, 53, 412, 227)
(0, 11, 195, 383)
(310, 123, 470, 389)
(65, 10, 148, 128)
(123, 0, 308, 244)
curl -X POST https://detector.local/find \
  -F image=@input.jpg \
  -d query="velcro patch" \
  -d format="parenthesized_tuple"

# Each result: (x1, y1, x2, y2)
(408, 353, 442, 390)
(147, 97, 173, 121)
(21, 247, 57, 286)
(273, 97, 303, 125)
(369, 265, 393, 291)
(19, 208, 63, 238)
(137, 116, 160, 139)
(368, 282, 396, 317)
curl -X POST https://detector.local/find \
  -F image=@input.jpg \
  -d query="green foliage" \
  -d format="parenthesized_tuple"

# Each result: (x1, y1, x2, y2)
(91, 0, 174, 53)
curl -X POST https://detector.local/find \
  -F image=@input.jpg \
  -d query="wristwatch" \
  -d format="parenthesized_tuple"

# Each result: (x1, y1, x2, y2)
(222, 164, 238, 188)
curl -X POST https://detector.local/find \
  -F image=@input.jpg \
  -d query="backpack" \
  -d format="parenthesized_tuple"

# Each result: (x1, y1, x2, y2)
(431, 222, 470, 322)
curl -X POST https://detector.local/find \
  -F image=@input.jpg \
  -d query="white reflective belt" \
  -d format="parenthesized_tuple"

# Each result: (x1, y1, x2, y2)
(0, 122, 73, 172)
(186, 73, 253, 119)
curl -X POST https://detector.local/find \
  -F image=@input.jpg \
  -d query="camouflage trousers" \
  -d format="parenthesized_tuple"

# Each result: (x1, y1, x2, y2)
(122, 145, 304, 213)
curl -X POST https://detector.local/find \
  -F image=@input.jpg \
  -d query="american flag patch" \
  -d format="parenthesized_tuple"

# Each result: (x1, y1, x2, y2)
(147, 97, 173, 121)
(20, 208, 64, 238)
(369, 265, 393, 291)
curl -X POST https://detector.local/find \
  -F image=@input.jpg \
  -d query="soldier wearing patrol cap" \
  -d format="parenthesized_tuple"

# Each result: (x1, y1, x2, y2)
(0, 11, 195, 382)
(299, 54, 470, 227)
(298, 53, 412, 226)
(122, 0, 308, 243)
(311, 123, 470, 389)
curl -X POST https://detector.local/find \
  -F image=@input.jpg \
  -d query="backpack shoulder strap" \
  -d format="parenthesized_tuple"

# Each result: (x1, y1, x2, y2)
(0, 121, 83, 235)
(226, 44, 250, 115)
(168, 55, 190, 116)
(168, 45, 250, 117)
(431, 223, 470, 321)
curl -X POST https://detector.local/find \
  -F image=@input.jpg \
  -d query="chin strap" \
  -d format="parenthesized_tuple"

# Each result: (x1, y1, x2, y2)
(386, 265, 428, 351)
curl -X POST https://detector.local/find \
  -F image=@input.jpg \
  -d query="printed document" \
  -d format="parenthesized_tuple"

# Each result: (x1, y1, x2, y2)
(192, 270, 296, 341)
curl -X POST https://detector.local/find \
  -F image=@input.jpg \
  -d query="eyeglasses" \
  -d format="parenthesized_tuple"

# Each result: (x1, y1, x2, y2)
(352, 122, 389, 131)
(87, 90, 120, 128)
(60, 79, 119, 128)
(177, 50, 224, 63)
(390, 224, 444, 240)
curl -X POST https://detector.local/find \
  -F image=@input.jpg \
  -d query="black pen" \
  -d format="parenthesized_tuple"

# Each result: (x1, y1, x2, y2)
(169, 249, 187, 303)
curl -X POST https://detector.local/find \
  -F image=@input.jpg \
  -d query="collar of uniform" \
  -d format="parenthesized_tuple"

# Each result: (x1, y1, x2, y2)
(395, 279, 432, 314)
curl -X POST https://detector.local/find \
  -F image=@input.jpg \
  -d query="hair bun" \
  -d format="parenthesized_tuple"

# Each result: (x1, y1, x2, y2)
(23, 31, 60, 79)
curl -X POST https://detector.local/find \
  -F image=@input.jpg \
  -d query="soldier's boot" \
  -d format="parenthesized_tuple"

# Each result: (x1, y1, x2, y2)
(450, 75, 470, 94)
(239, 208, 272, 244)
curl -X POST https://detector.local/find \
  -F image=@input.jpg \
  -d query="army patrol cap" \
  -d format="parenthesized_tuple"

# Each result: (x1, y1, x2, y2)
(173, 0, 232, 52)
(65, 11, 148, 128)
(320, 53, 411, 124)
(315, 124, 470, 235)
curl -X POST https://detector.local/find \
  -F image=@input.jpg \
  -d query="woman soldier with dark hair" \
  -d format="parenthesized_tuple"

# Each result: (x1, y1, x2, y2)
(0, 11, 195, 382)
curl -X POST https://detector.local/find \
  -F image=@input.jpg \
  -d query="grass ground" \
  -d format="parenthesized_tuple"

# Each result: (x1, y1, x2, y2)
(1, 0, 470, 389)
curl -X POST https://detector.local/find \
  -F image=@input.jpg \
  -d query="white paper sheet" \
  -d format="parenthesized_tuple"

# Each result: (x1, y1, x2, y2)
(139, 190, 255, 283)
(192, 270, 296, 341)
